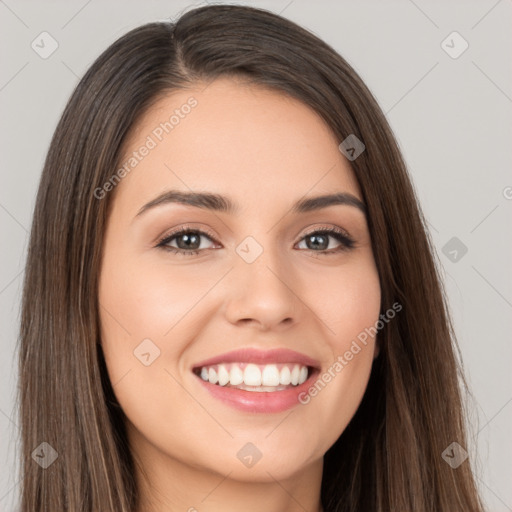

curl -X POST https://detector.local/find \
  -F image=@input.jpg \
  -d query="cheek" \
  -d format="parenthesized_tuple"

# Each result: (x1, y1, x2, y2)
(97, 249, 181, 392)
(295, 255, 381, 443)
(97, 251, 208, 447)
(326, 259, 381, 386)
(310, 255, 381, 348)
(97, 247, 225, 411)
(98, 249, 215, 351)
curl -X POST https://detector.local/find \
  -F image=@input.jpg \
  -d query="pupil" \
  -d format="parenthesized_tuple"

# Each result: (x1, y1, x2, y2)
(309, 234, 327, 250)
(178, 233, 199, 250)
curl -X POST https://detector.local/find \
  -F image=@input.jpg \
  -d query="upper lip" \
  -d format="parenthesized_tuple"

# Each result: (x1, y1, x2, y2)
(192, 348, 321, 370)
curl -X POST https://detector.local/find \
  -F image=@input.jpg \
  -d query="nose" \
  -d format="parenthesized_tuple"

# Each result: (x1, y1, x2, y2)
(223, 242, 301, 331)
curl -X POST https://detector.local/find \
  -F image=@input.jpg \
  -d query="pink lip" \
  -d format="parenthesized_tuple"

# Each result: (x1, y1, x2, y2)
(194, 370, 320, 413)
(191, 348, 321, 414)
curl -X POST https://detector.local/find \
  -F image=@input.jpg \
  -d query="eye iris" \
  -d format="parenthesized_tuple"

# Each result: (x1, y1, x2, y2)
(307, 234, 328, 251)
(177, 232, 200, 250)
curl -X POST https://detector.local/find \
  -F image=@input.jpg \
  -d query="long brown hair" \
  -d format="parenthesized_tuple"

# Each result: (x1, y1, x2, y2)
(18, 4, 484, 511)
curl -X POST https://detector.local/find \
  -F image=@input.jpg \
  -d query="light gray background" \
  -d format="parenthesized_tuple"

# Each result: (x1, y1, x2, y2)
(1, 0, 510, 510)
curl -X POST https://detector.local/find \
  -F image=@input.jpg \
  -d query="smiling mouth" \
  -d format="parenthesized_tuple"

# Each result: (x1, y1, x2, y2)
(192, 362, 316, 392)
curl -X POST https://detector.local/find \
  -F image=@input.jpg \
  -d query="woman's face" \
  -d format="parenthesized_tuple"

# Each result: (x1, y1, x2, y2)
(98, 77, 381, 484)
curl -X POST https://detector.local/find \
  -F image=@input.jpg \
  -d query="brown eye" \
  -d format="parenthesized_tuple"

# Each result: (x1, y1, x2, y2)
(156, 227, 218, 256)
(297, 228, 355, 254)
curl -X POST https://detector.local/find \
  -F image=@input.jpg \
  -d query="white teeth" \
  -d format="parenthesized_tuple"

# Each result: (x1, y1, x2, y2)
(217, 364, 230, 386)
(279, 366, 291, 385)
(197, 362, 312, 389)
(243, 364, 262, 386)
(261, 364, 280, 386)
(290, 365, 300, 385)
(229, 365, 244, 386)
(298, 366, 308, 385)
(208, 367, 218, 385)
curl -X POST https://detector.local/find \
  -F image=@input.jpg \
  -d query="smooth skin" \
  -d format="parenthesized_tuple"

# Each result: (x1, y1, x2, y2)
(98, 77, 381, 512)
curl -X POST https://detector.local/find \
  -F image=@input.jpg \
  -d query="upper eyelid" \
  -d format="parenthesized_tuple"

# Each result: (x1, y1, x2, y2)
(301, 225, 351, 239)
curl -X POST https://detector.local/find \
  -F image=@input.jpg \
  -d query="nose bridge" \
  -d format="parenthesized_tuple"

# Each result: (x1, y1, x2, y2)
(224, 233, 300, 328)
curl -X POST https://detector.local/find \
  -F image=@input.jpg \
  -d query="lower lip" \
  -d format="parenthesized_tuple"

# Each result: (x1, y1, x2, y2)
(193, 370, 318, 413)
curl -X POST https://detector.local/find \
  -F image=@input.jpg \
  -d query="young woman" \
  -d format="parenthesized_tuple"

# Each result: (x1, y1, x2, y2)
(18, 4, 484, 511)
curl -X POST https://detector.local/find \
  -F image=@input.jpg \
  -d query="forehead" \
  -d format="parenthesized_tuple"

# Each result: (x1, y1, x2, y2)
(115, 77, 362, 212)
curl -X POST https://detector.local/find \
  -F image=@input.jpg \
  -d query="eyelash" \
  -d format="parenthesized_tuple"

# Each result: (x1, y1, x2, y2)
(156, 225, 355, 257)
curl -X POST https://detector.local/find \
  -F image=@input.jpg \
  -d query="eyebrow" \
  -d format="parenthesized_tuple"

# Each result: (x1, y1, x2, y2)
(134, 189, 367, 218)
